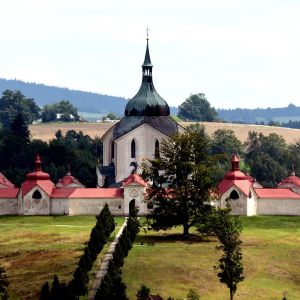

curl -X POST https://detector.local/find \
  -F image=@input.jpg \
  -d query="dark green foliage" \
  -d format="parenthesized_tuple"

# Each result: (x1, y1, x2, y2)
(39, 282, 50, 300)
(178, 93, 218, 122)
(244, 132, 289, 187)
(0, 266, 9, 300)
(78, 247, 93, 271)
(97, 203, 115, 237)
(95, 261, 128, 300)
(10, 113, 31, 144)
(136, 284, 150, 300)
(69, 267, 88, 297)
(143, 124, 216, 237)
(41, 100, 79, 122)
(0, 128, 101, 187)
(0, 89, 40, 128)
(214, 202, 244, 300)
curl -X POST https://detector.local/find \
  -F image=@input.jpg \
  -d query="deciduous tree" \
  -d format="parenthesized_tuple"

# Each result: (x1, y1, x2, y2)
(143, 124, 216, 238)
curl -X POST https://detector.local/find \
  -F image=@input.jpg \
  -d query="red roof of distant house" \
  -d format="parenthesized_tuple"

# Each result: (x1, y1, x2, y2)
(0, 188, 19, 198)
(21, 155, 55, 196)
(0, 172, 14, 188)
(254, 188, 300, 199)
(123, 173, 147, 187)
(51, 188, 124, 198)
(278, 174, 300, 188)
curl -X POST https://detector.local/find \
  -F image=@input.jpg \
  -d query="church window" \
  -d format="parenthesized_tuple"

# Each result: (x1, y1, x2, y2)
(131, 140, 136, 158)
(155, 140, 160, 158)
(230, 190, 239, 200)
(32, 189, 42, 200)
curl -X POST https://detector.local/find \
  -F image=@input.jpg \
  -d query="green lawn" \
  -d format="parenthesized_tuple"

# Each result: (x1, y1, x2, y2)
(0, 216, 124, 300)
(122, 216, 300, 300)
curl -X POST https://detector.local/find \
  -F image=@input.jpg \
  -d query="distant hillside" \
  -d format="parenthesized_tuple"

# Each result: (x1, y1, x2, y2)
(0, 78, 128, 115)
(0, 78, 178, 116)
(217, 103, 300, 124)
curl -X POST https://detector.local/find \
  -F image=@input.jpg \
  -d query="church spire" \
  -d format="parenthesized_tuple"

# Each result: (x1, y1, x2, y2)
(142, 28, 153, 71)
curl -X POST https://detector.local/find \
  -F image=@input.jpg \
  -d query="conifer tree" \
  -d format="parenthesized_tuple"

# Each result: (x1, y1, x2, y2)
(69, 266, 88, 297)
(39, 282, 50, 300)
(214, 201, 244, 300)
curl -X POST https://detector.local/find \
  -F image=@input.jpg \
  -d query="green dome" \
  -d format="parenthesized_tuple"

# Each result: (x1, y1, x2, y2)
(125, 40, 170, 117)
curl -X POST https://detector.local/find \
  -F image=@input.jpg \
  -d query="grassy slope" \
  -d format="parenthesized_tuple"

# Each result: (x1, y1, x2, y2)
(123, 216, 300, 300)
(0, 216, 124, 300)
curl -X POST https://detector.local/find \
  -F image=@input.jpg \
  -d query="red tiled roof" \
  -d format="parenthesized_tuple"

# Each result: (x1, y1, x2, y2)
(123, 173, 147, 187)
(51, 188, 124, 198)
(21, 180, 55, 196)
(254, 188, 300, 199)
(0, 172, 15, 188)
(218, 179, 252, 196)
(56, 173, 83, 188)
(278, 175, 300, 188)
(0, 188, 19, 198)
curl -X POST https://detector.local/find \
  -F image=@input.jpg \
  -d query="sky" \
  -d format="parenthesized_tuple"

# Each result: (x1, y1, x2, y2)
(0, 0, 300, 109)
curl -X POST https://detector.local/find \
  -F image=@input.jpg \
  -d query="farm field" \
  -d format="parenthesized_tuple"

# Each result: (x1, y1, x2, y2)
(29, 121, 300, 144)
(123, 216, 300, 300)
(0, 216, 124, 300)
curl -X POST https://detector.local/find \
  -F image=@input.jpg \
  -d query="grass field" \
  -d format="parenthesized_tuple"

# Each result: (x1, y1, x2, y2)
(0, 216, 124, 300)
(29, 121, 300, 144)
(122, 216, 300, 300)
(1, 216, 300, 299)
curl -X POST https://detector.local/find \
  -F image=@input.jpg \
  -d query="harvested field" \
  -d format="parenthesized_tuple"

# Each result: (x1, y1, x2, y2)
(29, 122, 300, 144)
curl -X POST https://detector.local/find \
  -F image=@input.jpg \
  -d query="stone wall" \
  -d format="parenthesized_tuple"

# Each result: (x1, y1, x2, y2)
(257, 198, 300, 215)
(21, 187, 50, 215)
(0, 198, 18, 215)
(68, 198, 123, 215)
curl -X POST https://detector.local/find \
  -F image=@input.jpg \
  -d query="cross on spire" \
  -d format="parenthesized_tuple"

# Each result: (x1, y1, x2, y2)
(146, 27, 149, 41)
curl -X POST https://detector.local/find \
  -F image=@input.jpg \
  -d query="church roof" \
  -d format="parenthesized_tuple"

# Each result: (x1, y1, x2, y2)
(113, 115, 179, 140)
(124, 39, 170, 117)
(123, 173, 147, 187)
(0, 188, 19, 198)
(56, 169, 84, 188)
(21, 155, 55, 196)
(218, 154, 254, 196)
(278, 173, 300, 188)
(0, 172, 14, 188)
(51, 188, 123, 198)
(254, 188, 300, 199)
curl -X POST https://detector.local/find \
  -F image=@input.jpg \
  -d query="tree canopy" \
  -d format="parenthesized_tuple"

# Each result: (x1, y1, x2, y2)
(178, 93, 218, 122)
(0, 89, 40, 128)
(143, 124, 216, 237)
(41, 100, 79, 122)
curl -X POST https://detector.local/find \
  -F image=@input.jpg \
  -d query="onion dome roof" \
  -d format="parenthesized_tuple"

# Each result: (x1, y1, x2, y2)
(125, 39, 170, 117)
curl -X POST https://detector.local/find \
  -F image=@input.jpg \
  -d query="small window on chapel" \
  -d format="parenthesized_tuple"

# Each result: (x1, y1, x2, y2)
(230, 190, 239, 200)
(131, 140, 136, 158)
(32, 190, 42, 200)
(111, 141, 115, 160)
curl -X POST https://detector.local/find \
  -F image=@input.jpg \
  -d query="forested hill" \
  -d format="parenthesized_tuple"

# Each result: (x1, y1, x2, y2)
(0, 78, 128, 115)
(218, 103, 300, 124)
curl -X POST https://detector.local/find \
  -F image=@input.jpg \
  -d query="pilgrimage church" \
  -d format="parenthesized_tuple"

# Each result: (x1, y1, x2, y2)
(0, 38, 300, 216)
(0, 38, 182, 216)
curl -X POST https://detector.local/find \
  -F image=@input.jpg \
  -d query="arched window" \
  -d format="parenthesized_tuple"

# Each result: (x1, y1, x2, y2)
(32, 190, 42, 200)
(155, 139, 160, 158)
(111, 141, 114, 161)
(131, 140, 136, 159)
(230, 190, 239, 200)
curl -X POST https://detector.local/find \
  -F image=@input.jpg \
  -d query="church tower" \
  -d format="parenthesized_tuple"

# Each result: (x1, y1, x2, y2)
(99, 36, 182, 186)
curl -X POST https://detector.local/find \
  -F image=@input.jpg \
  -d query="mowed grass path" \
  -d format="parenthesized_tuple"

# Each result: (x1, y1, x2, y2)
(123, 216, 300, 300)
(0, 216, 124, 300)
